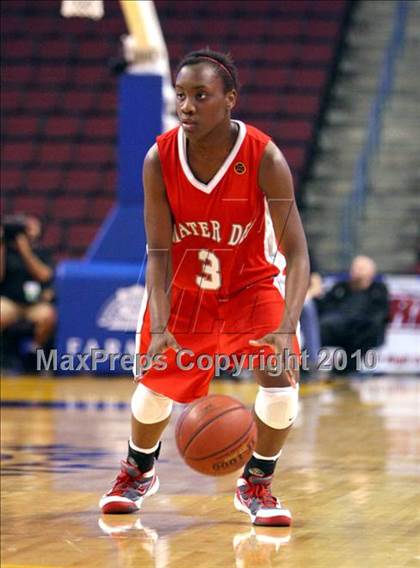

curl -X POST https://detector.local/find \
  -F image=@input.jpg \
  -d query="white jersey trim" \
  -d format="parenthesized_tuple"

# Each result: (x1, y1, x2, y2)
(177, 120, 247, 194)
(263, 198, 286, 297)
(263, 199, 302, 348)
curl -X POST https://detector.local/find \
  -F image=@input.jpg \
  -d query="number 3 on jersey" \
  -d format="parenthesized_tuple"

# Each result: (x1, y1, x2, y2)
(196, 249, 221, 290)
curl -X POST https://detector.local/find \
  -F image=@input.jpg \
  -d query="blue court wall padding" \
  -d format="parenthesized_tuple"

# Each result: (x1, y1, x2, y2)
(55, 260, 146, 375)
(118, 73, 163, 205)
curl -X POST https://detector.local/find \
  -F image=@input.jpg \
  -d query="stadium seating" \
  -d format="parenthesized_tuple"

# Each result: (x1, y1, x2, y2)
(1, 0, 350, 260)
(1, 0, 123, 259)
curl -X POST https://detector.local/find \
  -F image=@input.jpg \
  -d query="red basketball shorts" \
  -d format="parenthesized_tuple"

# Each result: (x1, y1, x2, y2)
(136, 278, 300, 403)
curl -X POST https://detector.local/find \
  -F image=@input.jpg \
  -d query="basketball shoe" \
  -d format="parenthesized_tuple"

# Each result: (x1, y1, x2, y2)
(99, 460, 159, 514)
(234, 475, 292, 526)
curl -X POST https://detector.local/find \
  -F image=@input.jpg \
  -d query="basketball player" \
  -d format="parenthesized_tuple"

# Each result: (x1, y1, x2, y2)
(100, 49, 309, 526)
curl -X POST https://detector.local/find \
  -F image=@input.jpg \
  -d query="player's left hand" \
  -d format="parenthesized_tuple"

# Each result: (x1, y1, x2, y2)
(249, 331, 297, 387)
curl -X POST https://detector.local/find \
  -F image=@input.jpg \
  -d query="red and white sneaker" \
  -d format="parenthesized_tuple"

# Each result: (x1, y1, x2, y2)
(234, 475, 292, 526)
(99, 460, 159, 514)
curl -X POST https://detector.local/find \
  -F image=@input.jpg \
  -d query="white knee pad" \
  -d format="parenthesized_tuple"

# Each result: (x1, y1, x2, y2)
(131, 383, 173, 424)
(254, 385, 299, 429)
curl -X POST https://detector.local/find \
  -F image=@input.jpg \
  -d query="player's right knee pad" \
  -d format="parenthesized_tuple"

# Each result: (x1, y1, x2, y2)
(131, 383, 173, 424)
(254, 385, 299, 430)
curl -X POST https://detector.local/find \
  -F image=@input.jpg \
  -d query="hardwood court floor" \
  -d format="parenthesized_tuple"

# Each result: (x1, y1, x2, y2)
(1, 375, 419, 568)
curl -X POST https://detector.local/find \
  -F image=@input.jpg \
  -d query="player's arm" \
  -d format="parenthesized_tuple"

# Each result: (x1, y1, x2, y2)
(258, 140, 310, 334)
(143, 144, 180, 353)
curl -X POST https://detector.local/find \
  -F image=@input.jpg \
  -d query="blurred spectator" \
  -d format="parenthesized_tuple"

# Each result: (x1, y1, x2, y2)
(1, 214, 56, 370)
(317, 255, 389, 373)
(300, 250, 323, 373)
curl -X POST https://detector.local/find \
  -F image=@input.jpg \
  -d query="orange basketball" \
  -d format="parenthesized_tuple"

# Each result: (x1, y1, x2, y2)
(175, 394, 257, 476)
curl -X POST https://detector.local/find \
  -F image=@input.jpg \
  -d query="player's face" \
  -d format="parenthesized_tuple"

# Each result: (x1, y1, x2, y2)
(175, 64, 236, 139)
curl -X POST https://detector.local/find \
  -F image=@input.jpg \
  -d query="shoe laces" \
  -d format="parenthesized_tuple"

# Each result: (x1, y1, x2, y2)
(112, 461, 142, 491)
(246, 477, 278, 508)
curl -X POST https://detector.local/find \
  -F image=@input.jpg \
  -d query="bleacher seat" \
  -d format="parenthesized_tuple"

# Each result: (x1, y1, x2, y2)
(27, 170, 63, 193)
(3, 38, 34, 58)
(2, 142, 34, 164)
(29, 91, 60, 112)
(1, 89, 22, 112)
(74, 143, 114, 165)
(83, 116, 116, 138)
(298, 44, 335, 63)
(266, 21, 303, 37)
(54, 196, 88, 220)
(2, 168, 22, 193)
(62, 91, 94, 112)
(66, 169, 103, 193)
(73, 66, 107, 86)
(43, 224, 62, 249)
(78, 40, 111, 60)
(304, 21, 340, 40)
(39, 39, 73, 59)
(35, 66, 70, 86)
(19, 16, 57, 35)
(39, 143, 73, 165)
(4, 64, 34, 83)
(5, 116, 40, 136)
(282, 146, 306, 170)
(291, 68, 328, 91)
(13, 196, 50, 217)
(44, 116, 80, 138)
(282, 94, 320, 116)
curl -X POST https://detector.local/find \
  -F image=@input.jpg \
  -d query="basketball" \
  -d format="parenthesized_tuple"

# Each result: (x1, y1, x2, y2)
(175, 394, 257, 476)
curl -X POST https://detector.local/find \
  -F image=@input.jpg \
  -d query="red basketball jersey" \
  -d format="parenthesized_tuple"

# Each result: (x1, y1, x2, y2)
(156, 120, 286, 296)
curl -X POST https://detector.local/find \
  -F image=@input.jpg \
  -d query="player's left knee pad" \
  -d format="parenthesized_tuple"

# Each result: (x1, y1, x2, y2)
(131, 383, 173, 424)
(254, 385, 299, 430)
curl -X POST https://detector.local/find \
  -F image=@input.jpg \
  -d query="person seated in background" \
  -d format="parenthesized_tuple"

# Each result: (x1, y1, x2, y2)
(1, 214, 56, 370)
(300, 250, 323, 375)
(316, 255, 390, 373)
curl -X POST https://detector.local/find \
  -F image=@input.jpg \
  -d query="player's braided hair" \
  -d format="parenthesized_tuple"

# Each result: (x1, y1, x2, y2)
(175, 49, 240, 93)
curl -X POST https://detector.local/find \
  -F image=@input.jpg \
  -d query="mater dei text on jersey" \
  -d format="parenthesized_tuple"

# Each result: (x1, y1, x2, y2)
(172, 219, 255, 246)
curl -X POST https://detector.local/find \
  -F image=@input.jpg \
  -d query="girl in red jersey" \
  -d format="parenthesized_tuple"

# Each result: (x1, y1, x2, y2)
(100, 49, 310, 527)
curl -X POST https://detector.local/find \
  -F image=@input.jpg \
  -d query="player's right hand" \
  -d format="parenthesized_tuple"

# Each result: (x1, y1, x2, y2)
(146, 329, 181, 361)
